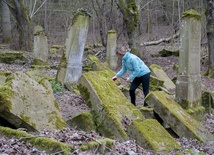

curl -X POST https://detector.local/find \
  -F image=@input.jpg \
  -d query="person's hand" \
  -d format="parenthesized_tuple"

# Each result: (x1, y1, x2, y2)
(126, 77, 130, 82)
(112, 76, 117, 81)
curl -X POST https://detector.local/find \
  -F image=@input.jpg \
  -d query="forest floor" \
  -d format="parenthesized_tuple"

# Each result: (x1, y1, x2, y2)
(0, 43, 214, 155)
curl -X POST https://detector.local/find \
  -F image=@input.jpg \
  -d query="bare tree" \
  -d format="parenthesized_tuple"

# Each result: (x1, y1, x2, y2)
(115, 0, 140, 53)
(3, 0, 31, 50)
(1, 0, 11, 43)
(204, 0, 214, 78)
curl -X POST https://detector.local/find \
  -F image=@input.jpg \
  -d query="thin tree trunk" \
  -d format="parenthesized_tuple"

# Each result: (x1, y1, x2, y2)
(116, 0, 140, 53)
(3, 0, 31, 51)
(205, 0, 214, 78)
(1, 0, 11, 43)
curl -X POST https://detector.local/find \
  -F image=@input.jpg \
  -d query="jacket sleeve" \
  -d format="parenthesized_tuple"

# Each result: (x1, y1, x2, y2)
(116, 60, 127, 78)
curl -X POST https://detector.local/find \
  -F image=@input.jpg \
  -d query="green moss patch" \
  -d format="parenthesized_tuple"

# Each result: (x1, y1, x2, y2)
(128, 119, 180, 152)
(0, 126, 73, 155)
(182, 9, 201, 21)
(66, 112, 96, 132)
(80, 138, 114, 153)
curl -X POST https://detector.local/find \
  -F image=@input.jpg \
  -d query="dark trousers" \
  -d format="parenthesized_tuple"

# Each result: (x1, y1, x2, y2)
(129, 73, 150, 106)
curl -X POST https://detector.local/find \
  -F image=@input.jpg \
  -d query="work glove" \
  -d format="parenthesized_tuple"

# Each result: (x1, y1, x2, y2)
(112, 76, 117, 81)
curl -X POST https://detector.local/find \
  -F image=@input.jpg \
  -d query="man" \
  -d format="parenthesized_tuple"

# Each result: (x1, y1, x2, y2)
(112, 46, 150, 106)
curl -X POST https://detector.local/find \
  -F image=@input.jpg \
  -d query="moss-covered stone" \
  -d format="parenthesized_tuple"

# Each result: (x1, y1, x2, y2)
(80, 138, 114, 153)
(145, 91, 214, 142)
(87, 54, 121, 85)
(186, 106, 205, 121)
(0, 50, 27, 64)
(31, 58, 49, 66)
(66, 112, 96, 132)
(108, 29, 116, 34)
(149, 64, 175, 91)
(127, 119, 181, 153)
(0, 126, 73, 155)
(0, 72, 66, 131)
(182, 9, 201, 21)
(78, 70, 145, 140)
(139, 106, 154, 119)
(159, 49, 179, 57)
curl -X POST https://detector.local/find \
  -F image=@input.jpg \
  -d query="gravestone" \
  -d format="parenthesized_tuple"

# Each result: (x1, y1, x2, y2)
(106, 30, 117, 70)
(63, 10, 90, 83)
(175, 10, 202, 110)
(33, 25, 48, 64)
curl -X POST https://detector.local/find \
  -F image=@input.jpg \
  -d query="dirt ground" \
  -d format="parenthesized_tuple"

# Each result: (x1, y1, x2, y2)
(0, 44, 214, 154)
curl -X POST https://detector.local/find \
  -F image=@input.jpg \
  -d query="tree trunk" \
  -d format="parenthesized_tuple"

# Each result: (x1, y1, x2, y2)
(3, 0, 31, 51)
(205, 0, 214, 78)
(1, 0, 11, 43)
(116, 0, 139, 53)
(91, 0, 107, 46)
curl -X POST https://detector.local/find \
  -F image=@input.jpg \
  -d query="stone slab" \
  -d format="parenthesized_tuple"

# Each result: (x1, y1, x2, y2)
(145, 91, 214, 142)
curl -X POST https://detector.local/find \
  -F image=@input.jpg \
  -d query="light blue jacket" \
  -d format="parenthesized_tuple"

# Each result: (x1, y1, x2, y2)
(116, 52, 150, 81)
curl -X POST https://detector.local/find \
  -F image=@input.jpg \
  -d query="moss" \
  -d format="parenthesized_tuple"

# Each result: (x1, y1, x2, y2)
(80, 138, 114, 152)
(0, 52, 27, 64)
(146, 91, 213, 142)
(186, 106, 205, 121)
(52, 45, 64, 49)
(0, 126, 73, 154)
(47, 110, 66, 129)
(78, 70, 145, 140)
(77, 84, 91, 108)
(0, 73, 14, 110)
(0, 126, 33, 138)
(72, 8, 91, 26)
(32, 58, 48, 65)
(20, 113, 30, 123)
(0, 86, 13, 109)
(67, 112, 96, 132)
(49, 48, 58, 54)
(182, 9, 201, 21)
(108, 30, 116, 34)
(149, 64, 162, 70)
(30, 137, 73, 154)
(84, 45, 92, 51)
(128, 119, 180, 152)
(55, 116, 67, 129)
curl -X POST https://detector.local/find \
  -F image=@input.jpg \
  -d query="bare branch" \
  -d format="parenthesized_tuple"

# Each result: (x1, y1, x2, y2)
(140, 32, 179, 46)
(30, 0, 48, 19)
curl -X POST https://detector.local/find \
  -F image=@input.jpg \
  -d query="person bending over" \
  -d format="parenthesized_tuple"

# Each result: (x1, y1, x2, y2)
(112, 46, 150, 106)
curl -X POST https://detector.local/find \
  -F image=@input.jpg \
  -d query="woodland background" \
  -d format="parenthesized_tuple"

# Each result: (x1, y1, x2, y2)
(0, 1, 214, 155)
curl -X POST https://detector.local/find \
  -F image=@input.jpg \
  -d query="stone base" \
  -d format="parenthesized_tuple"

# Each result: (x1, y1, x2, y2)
(176, 75, 201, 109)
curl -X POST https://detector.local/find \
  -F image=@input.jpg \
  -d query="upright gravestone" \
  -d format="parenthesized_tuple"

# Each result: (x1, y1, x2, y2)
(106, 30, 117, 70)
(176, 10, 202, 111)
(33, 25, 48, 64)
(61, 9, 90, 83)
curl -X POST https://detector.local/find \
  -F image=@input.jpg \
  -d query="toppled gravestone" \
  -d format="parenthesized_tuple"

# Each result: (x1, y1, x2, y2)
(0, 71, 66, 131)
(78, 70, 180, 152)
(145, 91, 214, 142)
(66, 112, 96, 132)
(150, 64, 175, 91)
(0, 49, 27, 64)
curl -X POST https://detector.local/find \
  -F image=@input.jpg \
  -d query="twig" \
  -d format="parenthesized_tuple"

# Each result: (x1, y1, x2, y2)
(50, 150, 65, 155)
